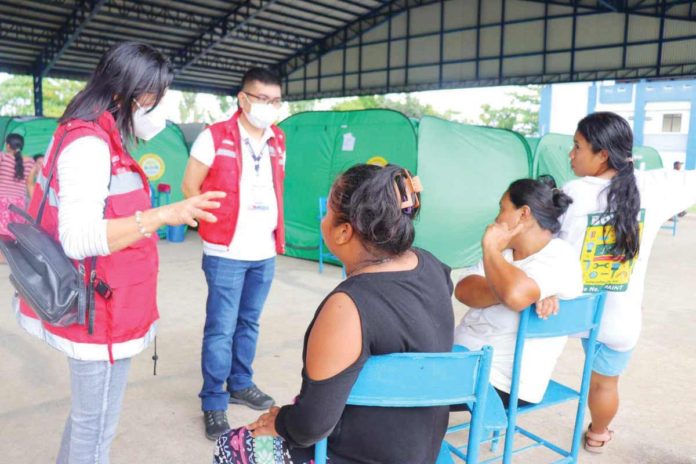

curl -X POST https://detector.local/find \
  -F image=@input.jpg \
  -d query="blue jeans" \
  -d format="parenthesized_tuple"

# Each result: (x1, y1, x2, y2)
(200, 255, 275, 411)
(56, 357, 131, 464)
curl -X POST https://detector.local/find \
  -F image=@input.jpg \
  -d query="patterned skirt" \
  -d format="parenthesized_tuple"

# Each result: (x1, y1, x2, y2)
(213, 427, 317, 464)
(0, 196, 25, 236)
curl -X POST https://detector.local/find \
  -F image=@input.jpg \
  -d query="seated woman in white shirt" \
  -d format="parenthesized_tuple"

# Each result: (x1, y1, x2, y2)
(454, 178, 583, 407)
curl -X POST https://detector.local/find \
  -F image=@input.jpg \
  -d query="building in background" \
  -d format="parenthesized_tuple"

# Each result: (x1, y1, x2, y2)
(540, 79, 696, 170)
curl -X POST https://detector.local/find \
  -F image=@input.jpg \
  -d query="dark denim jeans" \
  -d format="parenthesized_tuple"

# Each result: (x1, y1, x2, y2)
(199, 254, 276, 411)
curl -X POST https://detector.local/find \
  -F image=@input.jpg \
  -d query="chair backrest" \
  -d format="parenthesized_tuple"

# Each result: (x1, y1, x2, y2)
(346, 348, 493, 408)
(520, 292, 607, 340)
(502, 293, 608, 463)
(315, 348, 494, 464)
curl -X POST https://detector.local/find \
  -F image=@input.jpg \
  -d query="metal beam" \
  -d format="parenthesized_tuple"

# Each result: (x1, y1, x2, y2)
(34, 0, 108, 77)
(171, 0, 301, 76)
(277, 0, 442, 80)
(33, 72, 43, 116)
(282, 61, 696, 101)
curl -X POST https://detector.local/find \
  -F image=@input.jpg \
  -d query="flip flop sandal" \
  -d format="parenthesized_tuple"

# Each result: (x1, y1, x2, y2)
(584, 423, 615, 454)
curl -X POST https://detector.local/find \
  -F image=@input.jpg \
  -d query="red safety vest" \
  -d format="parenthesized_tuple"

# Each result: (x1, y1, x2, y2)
(16, 112, 159, 363)
(198, 109, 286, 254)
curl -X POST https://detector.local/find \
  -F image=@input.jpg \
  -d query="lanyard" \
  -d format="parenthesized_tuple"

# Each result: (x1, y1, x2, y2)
(244, 138, 267, 175)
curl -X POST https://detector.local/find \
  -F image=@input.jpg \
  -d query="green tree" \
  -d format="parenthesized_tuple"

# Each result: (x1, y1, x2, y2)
(216, 95, 236, 115)
(179, 92, 210, 123)
(0, 75, 85, 117)
(332, 94, 456, 120)
(288, 99, 318, 115)
(479, 86, 541, 135)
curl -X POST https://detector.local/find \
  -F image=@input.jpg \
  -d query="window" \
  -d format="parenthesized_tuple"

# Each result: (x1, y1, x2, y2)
(662, 114, 682, 133)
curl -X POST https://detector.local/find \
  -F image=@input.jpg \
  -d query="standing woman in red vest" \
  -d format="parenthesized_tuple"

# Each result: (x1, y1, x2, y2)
(182, 67, 286, 440)
(15, 42, 224, 463)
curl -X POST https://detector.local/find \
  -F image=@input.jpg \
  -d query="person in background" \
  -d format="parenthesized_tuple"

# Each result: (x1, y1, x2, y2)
(182, 67, 286, 440)
(25, 153, 45, 200)
(0, 133, 33, 264)
(454, 178, 582, 407)
(214, 164, 455, 464)
(673, 161, 687, 217)
(13, 41, 224, 463)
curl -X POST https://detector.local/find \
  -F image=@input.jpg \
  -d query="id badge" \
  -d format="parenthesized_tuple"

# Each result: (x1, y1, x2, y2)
(250, 182, 272, 211)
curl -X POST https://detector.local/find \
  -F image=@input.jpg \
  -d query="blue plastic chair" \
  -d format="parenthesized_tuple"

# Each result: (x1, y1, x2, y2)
(318, 197, 346, 278)
(150, 182, 172, 239)
(314, 348, 495, 464)
(447, 293, 607, 463)
(661, 215, 678, 236)
(502, 293, 607, 463)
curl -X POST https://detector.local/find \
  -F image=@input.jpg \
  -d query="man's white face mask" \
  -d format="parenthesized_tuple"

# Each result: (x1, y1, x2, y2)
(243, 93, 280, 129)
(133, 101, 166, 140)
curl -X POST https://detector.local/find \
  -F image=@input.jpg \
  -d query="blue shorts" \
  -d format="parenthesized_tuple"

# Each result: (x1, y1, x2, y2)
(581, 339, 634, 377)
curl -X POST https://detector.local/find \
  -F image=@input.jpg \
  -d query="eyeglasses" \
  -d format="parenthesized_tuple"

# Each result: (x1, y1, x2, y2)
(242, 91, 284, 108)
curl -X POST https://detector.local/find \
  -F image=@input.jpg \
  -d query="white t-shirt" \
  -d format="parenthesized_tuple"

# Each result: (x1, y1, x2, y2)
(190, 123, 278, 261)
(559, 169, 696, 351)
(454, 239, 583, 403)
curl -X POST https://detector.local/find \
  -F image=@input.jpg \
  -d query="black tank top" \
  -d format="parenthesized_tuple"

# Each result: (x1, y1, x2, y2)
(275, 248, 455, 464)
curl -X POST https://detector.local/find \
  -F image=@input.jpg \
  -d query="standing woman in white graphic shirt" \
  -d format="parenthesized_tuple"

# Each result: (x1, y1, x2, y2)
(550, 112, 696, 453)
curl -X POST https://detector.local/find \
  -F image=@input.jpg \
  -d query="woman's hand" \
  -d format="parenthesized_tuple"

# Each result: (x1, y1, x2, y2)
(535, 296, 559, 320)
(481, 222, 524, 253)
(247, 406, 280, 438)
(156, 191, 226, 227)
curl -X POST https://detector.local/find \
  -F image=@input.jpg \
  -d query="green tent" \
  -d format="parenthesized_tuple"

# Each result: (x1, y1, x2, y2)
(532, 133, 665, 187)
(525, 136, 540, 155)
(279, 109, 418, 262)
(6, 117, 58, 157)
(414, 117, 532, 268)
(131, 122, 189, 203)
(531, 133, 575, 187)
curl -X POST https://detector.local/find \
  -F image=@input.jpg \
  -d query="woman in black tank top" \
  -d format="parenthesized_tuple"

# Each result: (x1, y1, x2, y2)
(215, 164, 455, 464)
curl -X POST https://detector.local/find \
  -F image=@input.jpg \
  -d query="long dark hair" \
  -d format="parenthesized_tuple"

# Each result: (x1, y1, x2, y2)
(577, 112, 641, 261)
(329, 164, 420, 257)
(60, 41, 173, 143)
(5, 133, 25, 181)
(508, 177, 573, 234)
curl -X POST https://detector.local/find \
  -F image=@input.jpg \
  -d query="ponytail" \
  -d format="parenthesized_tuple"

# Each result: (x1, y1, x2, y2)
(5, 133, 25, 181)
(605, 161, 641, 260)
(577, 112, 640, 261)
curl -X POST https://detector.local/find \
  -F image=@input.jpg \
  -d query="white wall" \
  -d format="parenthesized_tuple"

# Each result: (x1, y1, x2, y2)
(548, 82, 592, 135)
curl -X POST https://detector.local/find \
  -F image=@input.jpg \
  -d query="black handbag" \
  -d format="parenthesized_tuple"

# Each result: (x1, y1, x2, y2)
(0, 131, 109, 333)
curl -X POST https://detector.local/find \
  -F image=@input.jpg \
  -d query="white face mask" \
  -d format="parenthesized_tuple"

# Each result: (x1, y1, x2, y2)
(133, 101, 166, 140)
(243, 95, 280, 129)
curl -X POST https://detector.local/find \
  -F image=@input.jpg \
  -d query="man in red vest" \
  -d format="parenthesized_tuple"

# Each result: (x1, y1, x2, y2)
(182, 68, 286, 440)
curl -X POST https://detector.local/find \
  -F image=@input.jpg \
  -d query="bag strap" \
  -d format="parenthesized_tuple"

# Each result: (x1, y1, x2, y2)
(87, 167, 112, 335)
(8, 203, 34, 223)
(36, 130, 71, 224)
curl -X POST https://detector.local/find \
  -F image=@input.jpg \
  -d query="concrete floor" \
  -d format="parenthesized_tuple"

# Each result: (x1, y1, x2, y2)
(1, 218, 696, 464)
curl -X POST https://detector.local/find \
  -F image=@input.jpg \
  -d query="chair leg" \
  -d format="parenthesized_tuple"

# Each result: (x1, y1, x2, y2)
(314, 438, 328, 464)
(318, 241, 324, 274)
(490, 429, 501, 453)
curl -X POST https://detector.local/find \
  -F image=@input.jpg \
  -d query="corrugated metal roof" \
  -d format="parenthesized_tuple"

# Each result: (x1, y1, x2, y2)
(0, 0, 695, 100)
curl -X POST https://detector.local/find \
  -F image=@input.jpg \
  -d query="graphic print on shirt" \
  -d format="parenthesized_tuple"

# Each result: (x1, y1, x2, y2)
(580, 209, 645, 293)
